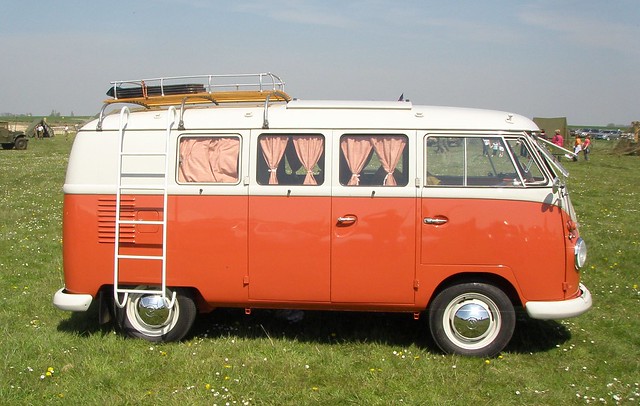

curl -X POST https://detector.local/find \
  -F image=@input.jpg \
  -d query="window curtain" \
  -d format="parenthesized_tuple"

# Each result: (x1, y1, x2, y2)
(292, 135, 324, 185)
(179, 137, 240, 183)
(340, 136, 373, 186)
(372, 136, 406, 186)
(259, 135, 289, 185)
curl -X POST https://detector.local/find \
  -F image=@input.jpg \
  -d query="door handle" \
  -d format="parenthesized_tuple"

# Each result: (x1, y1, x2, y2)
(337, 215, 357, 225)
(424, 217, 448, 225)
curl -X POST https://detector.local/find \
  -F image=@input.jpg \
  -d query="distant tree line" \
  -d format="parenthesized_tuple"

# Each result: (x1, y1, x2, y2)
(1, 111, 76, 118)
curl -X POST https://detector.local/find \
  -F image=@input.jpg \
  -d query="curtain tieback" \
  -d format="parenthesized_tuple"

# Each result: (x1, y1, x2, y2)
(350, 173, 360, 185)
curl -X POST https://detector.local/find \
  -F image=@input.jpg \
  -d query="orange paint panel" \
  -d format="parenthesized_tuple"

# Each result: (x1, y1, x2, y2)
(63, 195, 115, 295)
(421, 198, 566, 301)
(331, 197, 416, 304)
(63, 194, 249, 304)
(167, 195, 248, 303)
(248, 196, 331, 301)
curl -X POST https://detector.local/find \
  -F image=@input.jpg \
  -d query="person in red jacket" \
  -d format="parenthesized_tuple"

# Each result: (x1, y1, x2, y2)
(552, 129, 564, 147)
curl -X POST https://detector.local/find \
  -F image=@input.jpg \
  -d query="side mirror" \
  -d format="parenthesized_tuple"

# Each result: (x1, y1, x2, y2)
(552, 177, 564, 194)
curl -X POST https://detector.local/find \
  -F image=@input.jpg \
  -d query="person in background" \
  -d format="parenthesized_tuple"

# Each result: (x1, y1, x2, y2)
(573, 136, 582, 161)
(582, 135, 591, 161)
(552, 129, 564, 147)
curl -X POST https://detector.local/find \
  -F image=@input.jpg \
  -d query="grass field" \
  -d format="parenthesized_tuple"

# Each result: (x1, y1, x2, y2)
(1, 136, 639, 405)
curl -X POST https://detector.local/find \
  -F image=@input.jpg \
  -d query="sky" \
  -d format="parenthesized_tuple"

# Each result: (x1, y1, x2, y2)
(1, 1, 638, 126)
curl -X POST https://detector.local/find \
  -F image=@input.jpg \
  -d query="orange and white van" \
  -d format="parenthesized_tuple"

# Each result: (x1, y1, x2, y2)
(53, 73, 591, 356)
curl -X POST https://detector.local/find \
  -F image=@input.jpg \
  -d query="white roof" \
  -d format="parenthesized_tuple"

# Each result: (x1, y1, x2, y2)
(89, 100, 539, 133)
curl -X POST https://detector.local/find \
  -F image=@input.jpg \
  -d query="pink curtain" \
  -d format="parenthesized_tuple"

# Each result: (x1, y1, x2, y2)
(292, 136, 324, 185)
(340, 137, 373, 186)
(372, 136, 406, 186)
(179, 137, 240, 183)
(259, 135, 289, 185)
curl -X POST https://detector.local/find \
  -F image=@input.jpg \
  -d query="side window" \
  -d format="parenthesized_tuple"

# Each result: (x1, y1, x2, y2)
(426, 136, 529, 187)
(178, 136, 240, 183)
(339, 134, 409, 186)
(257, 134, 325, 186)
(426, 137, 464, 185)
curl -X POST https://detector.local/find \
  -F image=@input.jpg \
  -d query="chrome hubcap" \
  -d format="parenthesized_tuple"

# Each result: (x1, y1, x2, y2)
(444, 293, 501, 349)
(452, 302, 491, 339)
(135, 294, 172, 328)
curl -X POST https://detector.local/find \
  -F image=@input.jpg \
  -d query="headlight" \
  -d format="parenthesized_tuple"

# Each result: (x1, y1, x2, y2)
(574, 238, 587, 270)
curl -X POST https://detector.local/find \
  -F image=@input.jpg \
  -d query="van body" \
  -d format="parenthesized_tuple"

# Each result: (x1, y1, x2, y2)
(53, 73, 591, 356)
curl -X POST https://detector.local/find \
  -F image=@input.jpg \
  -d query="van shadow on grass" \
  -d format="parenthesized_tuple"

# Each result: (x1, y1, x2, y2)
(56, 305, 571, 355)
(56, 301, 113, 338)
(507, 311, 572, 353)
(190, 307, 572, 355)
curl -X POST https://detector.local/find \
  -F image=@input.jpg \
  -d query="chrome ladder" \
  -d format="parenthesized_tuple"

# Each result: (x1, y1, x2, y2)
(113, 106, 177, 309)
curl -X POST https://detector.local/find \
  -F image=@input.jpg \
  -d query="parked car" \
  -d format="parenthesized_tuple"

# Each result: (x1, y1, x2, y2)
(580, 128, 597, 137)
(600, 130, 621, 140)
(0, 121, 28, 150)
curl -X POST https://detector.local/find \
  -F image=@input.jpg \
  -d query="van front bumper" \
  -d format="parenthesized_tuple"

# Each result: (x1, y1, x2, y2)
(525, 283, 592, 319)
(53, 288, 93, 311)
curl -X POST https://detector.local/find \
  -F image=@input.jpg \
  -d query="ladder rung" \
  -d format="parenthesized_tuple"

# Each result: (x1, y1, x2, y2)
(120, 152, 167, 157)
(117, 254, 163, 260)
(120, 173, 165, 177)
(118, 185, 166, 191)
(115, 288, 165, 295)
(117, 220, 165, 225)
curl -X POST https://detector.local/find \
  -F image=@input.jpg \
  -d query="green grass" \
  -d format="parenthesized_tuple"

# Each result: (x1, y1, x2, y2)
(1, 137, 639, 404)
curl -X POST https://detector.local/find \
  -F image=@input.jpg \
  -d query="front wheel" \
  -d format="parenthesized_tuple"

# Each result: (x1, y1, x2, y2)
(14, 137, 28, 150)
(429, 282, 515, 357)
(116, 286, 197, 342)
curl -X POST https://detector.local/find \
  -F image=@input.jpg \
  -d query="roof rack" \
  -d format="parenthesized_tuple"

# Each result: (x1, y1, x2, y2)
(97, 72, 291, 130)
(104, 72, 290, 107)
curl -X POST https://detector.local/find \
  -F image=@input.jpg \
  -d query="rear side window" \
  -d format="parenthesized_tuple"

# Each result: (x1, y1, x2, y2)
(256, 134, 325, 186)
(178, 136, 240, 184)
(339, 134, 409, 186)
(426, 136, 546, 187)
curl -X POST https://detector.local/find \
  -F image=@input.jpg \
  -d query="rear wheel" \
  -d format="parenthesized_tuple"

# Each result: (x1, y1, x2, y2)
(429, 282, 515, 357)
(116, 286, 196, 342)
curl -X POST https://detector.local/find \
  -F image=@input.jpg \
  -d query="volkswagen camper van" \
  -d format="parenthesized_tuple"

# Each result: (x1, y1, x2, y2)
(53, 73, 591, 356)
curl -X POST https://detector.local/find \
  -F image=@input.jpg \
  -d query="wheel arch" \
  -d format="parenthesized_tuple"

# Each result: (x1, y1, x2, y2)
(427, 272, 523, 311)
